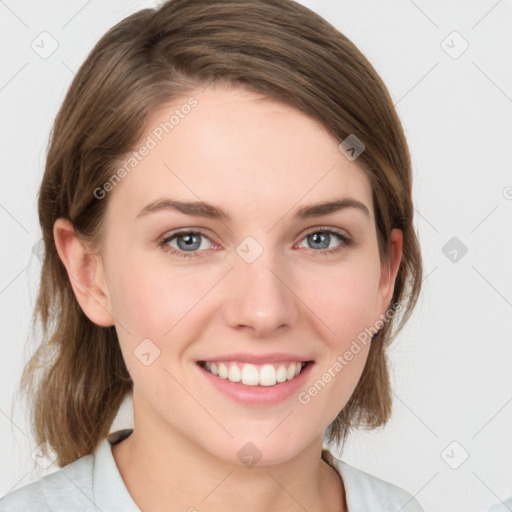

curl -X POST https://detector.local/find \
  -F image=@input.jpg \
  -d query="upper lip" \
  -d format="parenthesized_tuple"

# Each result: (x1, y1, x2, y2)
(197, 353, 314, 364)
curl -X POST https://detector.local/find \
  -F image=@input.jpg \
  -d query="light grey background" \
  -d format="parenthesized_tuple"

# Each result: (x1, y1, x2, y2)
(1, 1, 511, 511)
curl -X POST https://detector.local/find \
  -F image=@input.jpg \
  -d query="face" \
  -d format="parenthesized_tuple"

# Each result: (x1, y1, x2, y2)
(91, 85, 400, 465)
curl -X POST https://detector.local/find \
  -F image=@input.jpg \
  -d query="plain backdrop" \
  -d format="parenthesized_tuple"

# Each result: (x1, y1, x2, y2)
(1, 1, 511, 511)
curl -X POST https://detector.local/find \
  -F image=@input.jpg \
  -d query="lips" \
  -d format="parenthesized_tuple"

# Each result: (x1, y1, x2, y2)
(196, 355, 315, 405)
(199, 360, 307, 386)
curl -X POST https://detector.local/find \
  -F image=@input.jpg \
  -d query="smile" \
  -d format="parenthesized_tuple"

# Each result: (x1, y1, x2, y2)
(199, 361, 309, 387)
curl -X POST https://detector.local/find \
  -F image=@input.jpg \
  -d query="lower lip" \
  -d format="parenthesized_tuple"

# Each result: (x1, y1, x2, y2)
(196, 362, 314, 405)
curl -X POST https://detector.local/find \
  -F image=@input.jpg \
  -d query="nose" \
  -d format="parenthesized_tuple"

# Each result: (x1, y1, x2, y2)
(222, 247, 300, 337)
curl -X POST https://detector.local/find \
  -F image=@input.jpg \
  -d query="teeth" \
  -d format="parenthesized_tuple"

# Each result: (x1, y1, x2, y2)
(218, 362, 228, 379)
(276, 365, 287, 383)
(241, 364, 259, 385)
(228, 364, 241, 382)
(202, 361, 307, 386)
(260, 364, 276, 386)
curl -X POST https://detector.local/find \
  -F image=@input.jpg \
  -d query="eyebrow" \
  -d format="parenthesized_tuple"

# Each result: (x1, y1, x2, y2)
(136, 197, 370, 221)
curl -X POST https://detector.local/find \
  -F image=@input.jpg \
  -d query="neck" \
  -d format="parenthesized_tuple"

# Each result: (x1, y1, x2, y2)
(111, 408, 346, 512)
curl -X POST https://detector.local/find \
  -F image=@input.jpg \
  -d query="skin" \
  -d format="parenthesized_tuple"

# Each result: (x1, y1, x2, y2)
(54, 84, 402, 512)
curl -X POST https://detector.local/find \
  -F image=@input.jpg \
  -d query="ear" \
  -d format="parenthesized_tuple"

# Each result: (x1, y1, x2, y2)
(53, 218, 114, 327)
(376, 228, 403, 318)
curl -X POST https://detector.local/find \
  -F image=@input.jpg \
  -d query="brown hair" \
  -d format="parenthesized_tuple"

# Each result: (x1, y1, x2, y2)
(20, 0, 422, 467)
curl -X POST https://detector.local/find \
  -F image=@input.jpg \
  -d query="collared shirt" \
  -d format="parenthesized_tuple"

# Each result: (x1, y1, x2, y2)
(0, 429, 424, 511)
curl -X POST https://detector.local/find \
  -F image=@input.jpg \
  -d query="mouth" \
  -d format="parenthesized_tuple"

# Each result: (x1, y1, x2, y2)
(197, 360, 313, 387)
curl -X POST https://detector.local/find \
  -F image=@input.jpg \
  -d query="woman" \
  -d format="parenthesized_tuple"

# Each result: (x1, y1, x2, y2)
(0, 0, 423, 510)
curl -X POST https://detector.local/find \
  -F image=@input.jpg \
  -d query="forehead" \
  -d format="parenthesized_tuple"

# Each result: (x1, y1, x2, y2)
(105, 85, 373, 224)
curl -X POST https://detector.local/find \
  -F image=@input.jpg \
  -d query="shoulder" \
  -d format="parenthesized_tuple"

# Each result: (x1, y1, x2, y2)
(0, 453, 95, 512)
(322, 449, 425, 512)
(0, 430, 136, 512)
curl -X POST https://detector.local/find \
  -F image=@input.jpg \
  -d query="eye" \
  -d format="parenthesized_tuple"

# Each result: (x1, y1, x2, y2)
(296, 228, 352, 255)
(158, 227, 353, 259)
(158, 230, 215, 258)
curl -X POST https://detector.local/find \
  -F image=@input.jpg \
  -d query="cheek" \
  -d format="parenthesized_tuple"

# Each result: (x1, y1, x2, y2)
(107, 251, 202, 335)
(303, 258, 382, 346)
(106, 255, 217, 382)
(296, 266, 379, 423)
(107, 261, 162, 335)
(107, 260, 200, 383)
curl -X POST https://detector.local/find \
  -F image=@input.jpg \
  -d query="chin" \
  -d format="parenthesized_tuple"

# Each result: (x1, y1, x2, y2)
(200, 426, 319, 468)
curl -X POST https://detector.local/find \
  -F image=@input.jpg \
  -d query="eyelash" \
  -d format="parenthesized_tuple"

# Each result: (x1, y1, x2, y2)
(157, 227, 353, 259)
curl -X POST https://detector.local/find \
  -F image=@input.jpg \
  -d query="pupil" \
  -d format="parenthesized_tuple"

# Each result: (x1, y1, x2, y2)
(309, 232, 329, 249)
(178, 234, 200, 251)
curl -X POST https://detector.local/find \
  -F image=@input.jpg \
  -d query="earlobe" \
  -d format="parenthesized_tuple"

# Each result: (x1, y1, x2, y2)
(377, 229, 403, 317)
(53, 218, 114, 327)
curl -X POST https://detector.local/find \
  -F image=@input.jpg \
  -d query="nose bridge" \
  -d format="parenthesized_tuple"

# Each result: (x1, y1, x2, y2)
(223, 234, 299, 335)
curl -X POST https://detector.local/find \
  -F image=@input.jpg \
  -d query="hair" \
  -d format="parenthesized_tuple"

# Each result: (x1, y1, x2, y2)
(20, 0, 422, 467)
